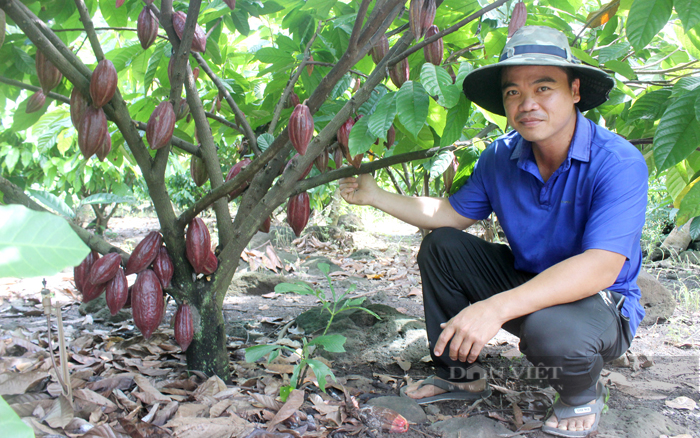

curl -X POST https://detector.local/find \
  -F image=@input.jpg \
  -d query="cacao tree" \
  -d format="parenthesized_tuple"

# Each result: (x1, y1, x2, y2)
(0, 0, 698, 380)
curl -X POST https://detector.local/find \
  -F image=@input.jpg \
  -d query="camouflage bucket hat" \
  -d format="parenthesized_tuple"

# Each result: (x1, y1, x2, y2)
(462, 26, 615, 116)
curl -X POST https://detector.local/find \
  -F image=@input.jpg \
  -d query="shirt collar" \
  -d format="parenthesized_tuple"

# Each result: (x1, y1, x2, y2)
(509, 109, 591, 163)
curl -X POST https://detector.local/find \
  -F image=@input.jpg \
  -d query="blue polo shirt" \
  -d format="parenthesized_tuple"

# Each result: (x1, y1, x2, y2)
(449, 110, 648, 336)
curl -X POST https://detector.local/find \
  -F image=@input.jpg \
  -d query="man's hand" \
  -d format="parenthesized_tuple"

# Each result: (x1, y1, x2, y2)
(339, 174, 379, 206)
(434, 298, 505, 363)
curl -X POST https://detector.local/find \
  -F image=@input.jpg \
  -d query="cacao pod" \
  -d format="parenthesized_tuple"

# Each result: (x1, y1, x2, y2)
(409, 0, 425, 41)
(132, 269, 164, 340)
(25, 91, 46, 114)
(508, 1, 527, 38)
(137, 7, 159, 50)
(389, 58, 409, 89)
(0, 10, 5, 50)
(259, 216, 271, 233)
(186, 218, 211, 274)
(337, 117, 354, 152)
(105, 268, 128, 315)
(90, 59, 118, 108)
(125, 231, 162, 275)
(423, 25, 443, 66)
(307, 54, 314, 76)
(421, 0, 437, 38)
(74, 250, 99, 293)
(443, 156, 458, 194)
(333, 147, 344, 170)
(87, 252, 122, 285)
(146, 101, 176, 150)
(386, 125, 396, 149)
(370, 34, 389, 64)
(96, 133, 112, 162)
(285, 91, 300, 109)
(82, 279, 106, 303)
(176, 98, 190, 120)
(224, 0, 236, 10)
(353, 79, 361, 93)
(287, 191, 310, 237)
(193, 66, 200, 81)
(70, 88, 90, 129)
(174, 303, 194, 352)
(289, 104, 314, 156)
(35, 50, 62, 94)
(285, 153, 313, 181)
(201, 251, 218, 275)
(78, 106, 108, 159)
(359, 406, 409, 433)
(225, 157, 253, 200)
(314, 150, 329, 173)
(153, 247, 174, 289)
(190, 155, 209, 187)
(116, 0, 124, 7)
(172, 11, 207, 53)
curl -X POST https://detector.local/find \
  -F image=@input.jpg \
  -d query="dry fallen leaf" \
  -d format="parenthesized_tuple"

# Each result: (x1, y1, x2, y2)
(267, 389, 304, 431)
(665, 396, 697, 410)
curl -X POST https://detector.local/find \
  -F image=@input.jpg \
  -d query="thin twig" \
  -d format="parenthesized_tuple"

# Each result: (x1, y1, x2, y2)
(305, 61, 369, 78)
(73, 0, 104, 61)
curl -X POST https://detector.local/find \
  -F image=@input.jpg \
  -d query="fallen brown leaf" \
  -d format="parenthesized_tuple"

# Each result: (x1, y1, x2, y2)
(267, 389, 304, 431)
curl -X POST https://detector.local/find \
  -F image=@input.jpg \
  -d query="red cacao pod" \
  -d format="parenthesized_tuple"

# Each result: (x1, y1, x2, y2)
(137, 7, 159, 50)
(370, 34, 389, 64)
(421, 0, 437, 38)
(105, 268, 128, 315)
(285, 153, 313, 181)
(190, 155, 209, 187)
(285, 91, 300, 109)
(174, 303, 194, 352)
(225, 157, 252, 200)
(289, 104, 314, 156)
(443, 156, 458, 194)
(508, 1, 528, 38)
(125, 231, 162, 275)
(87, 252, 122, 285)
(96, 133, 112, 162)
(259, 216, 271, 233)
(307, 54, 314, 76)
(116, 0, 124, 7)
(201, 251, 218, 275)
(314, 150, 329, 173)
(146, 101, 176, 150)
(224, 0, 236, 10)
(337, 117, 354, 152)
(386, 125, 396, 149)
(176, 98, 190, 120)
(132, 269, 164, 340)
(287, 191, 310, 237)
(389, 58, 409, 89)
(74, 250, 99, 293)
(82, 279, 106, 303)
(78, 106, 108, 159)
(35, 50, 62, 94)
(70, 87, 89, 129)
(153, 247, 174, 289)
(333, 147, 344, 170)
(25, 91, 46, 114)
(423, 25, 443, 65)
(186, 218, 211, 274)
(172, 11, 207, 53)
(90, 59, 118, 108)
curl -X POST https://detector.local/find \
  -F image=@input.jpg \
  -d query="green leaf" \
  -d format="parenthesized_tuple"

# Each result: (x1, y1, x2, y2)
(231, 9, 250, 36)
(307, 334, 346, 353)
(425, 150, 455, 179)
(0, 397, 33, 438)
(678, 179, 700, 224)
(690, 216, 700, 240)
(12, 96, 48, 131)
(279, 385, 293, 401)
(440, 94, 471, 146)
(28, 189, 75, 219)
(144, 44, 165, 95)
(258, 133, 274, 152)
(628, 88, 672, 120)
(598, 42, 631, 64)
(81, 193, 137, 205)
(450, 146, 482, 194)
(107, 43, 143, 72)
(306, 359, 337, 392)
(0, 205, 90, 278)
(604, 60, 637, 80)
(3, 149, 20, 174)
(626, 0, 673, 51)
(674, 0, 700, 32)
(99, 0, 128, 27)
(653, 88, 700, 172)
(348, 115, 377, 157)
(244, 344, 281, 363)
(318, 262, 330, 275)
(419, 63, 461, 109)
(396, 81, 429, 138)
(367, 92, 397, 140)
(13, 47, 36, 75)
(274, 281, 316, 295)
(255, 47, 293, 64)
(571, 47, 599, 66)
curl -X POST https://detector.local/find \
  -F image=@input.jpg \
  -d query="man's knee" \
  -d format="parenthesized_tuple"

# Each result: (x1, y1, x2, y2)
(519, 307, 596, 360)
(418, 227, 478, 266)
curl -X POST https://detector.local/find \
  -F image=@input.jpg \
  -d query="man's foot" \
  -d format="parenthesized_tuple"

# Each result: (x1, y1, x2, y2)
(541, 382, 608, 437)
(402, 376, 489, 401)
(543, 399, 596, 433)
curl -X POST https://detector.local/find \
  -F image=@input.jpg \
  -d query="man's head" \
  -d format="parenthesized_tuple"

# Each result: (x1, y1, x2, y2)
(462, 26, 614, 117)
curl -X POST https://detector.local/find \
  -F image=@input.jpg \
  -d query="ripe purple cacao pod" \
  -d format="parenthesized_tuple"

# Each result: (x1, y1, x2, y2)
(153, 247, 174, 289)
(285, 91, 300, 109)
(190, 155, 209, 187)
(201, 251, 218, 275)
(289, 104, 314, 156)
(78, 107, 108, 159)
(25, 91, 46, 114)
(132, 269, 164, 340)
(421, 0, 437, 38)
(333, 147, 344, 170)
(508, 1, 528, 38)
(370, 34, 389, 64)
(285, 153, 313, 181)
(389, 58, 409, 89)
(259, 216, 271, 233)
(176, 98, 190, 120)
(287, 191, 310, 237)
(337, 117, 354, 152)
(224, 0, 236, 10)
(70, 88, 89, 129)
(225, 157, 252, 200)
(443, 156, 458, 194)
(96, 133, 112, 162)
(137, 6, 159, 50)
(82, 279, 106, 303)
(307, 54, 314, 76)
(423, 25, 443, 65)
(35, 50, 62, 94)
(105, 268, 128, 316)
(87, 252, 122, 285)
(146, 101, 176, 150)
(172, 11, 207, 53)
(314, 150, 329, 173)
(174, 303, 194, 352)
(186, 218, 211, 274)
(74, 250, 99, 293)
(125, 231, 162, 275)
(90, 59, 118, 108)
(386, 125, 396, 149)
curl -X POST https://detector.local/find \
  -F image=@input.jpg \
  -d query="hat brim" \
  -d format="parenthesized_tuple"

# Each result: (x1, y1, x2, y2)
(462, 55, 615, 116)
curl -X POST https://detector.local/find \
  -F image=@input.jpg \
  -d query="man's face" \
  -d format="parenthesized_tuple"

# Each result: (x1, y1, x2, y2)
(501, 65, 581, 148)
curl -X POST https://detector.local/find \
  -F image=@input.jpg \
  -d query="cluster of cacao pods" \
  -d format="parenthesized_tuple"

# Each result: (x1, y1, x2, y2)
(146, 101, 176, 150)
(409, 0, 436, 42)
(137, 6, 159, 50)
(172, 11, 207, 53)
(225, 158, 252, 200)
(423, 25, 444, 66)
(508, 1, 528, 37)
(289, 104, 314, 155)
(186, 218, 218, 275)
(287, 191, 310, 237)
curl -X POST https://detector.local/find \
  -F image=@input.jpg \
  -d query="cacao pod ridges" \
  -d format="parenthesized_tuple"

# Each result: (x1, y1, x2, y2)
(153, 247, 174, 289)
(186, 218, 211, 274)
(370, 34, 389, 64)
(389, 58, 409, 89)
(87, 252, 122, 286)
(70, 88, 90, 129)
(132, 269, 164, 340)
(96, 133, 112, 162)
(78, 106, 108, 159)
(106, 268, 128, 315)
(172, 11, 207, 53)
(137, 6, 159, 50)
(409, 0, 436, 42)
(125, 231, 162, 275)
(287, 192, 310, 237)
(190, 155, 209, 187)
(174, 303, 194, 352)
(289, 104, 314, 155)
(90, 59, 118, 108)
(146, 101, 176, 150)
(201, 251, 218, 275)
(25, 91, 46, 114)
(225, 158, 253, 200)
(423, 25, 443, 66)
(35, 50, 62, 94)
(508, 1, 528, 38)
(74, 250, 99, 293)
(337, 117, 354, 154)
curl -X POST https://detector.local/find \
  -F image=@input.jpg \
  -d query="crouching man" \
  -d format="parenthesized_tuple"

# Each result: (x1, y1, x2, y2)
(339, 26, 647, 437)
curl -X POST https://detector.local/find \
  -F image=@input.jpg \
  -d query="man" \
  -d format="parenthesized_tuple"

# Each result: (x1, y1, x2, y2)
(339, 26, 647, 437)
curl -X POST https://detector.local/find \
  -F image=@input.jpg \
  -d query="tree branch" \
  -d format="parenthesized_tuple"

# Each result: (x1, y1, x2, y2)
(348, 0, 372, 50)
(205, 111, 244, 134)
(73, 0, 105, 61)
(0, 76, 70, 104)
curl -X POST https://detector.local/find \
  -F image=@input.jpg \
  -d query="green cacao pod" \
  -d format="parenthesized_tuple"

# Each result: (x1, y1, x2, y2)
(190, 155, 209, 187)
(125, 231, 162, 275)
(132, 269, 164, 340)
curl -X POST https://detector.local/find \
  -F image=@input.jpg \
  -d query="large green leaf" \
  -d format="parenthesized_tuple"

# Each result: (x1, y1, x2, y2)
(307, 334, 346, 353)
(107, 43, 143, 73)
(678, 178, 700, 224)
(28, 189, 75, 219)
(626, 0, 673, 51)
(13, 47, 35, 75)
(81, 193, 137, 205)
(367, 92, 397, 140)
(628, 88, 672, 121)
(396, 81, 429, 138)
(653, 88, 700, 172)
(0, 205, 90, 278)
(420, 63, 461, 109)
(424, 151, 455, 179)
(255, 47, 293, 64)
(674, 0, 700, 32)
(598, 42, 630, 64)
(244, 344, 281, 363)
(348, 116, 377, 157)
(0, 397, 33, 438)
(440, 94, 471, 146)
(604, 60, 637, 80)
(144, 43, 166, 95)
(306, 358, 337, 392)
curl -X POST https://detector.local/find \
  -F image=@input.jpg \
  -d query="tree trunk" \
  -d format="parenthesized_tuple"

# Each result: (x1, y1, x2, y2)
(185, 281, 230, 380)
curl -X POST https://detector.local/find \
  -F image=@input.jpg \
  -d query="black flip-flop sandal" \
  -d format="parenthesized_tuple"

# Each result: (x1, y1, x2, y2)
(542, 380, 609, 437)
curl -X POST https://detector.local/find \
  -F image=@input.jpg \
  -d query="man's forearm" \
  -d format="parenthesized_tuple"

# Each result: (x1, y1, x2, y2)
(369, 188, 476, 230)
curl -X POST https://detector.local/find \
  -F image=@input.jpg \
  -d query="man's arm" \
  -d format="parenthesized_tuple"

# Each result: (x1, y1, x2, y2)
(434, 248, 626, 363)
(339, 174, 476, 230)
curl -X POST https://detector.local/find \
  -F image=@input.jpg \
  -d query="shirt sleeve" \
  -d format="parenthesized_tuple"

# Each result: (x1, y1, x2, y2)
(448, 149, 494, 221)
(581, 157, 648, 259)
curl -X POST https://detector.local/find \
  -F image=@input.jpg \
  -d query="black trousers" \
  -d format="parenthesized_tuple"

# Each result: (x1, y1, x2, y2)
(417, 228, 633, 405)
